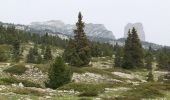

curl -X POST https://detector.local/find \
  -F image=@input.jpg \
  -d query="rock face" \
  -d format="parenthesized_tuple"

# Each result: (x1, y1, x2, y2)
(29, 20, 115, 42)
(124, 23, 145, 41)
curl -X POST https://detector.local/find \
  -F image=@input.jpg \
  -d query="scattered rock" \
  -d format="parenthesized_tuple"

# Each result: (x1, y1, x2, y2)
(19, 82, 24, 88)
(25, 98, 32, 100)
(18, 65, 47, 86)
(11, 84, 17, 87)
(45, 96, 51, 99)
(72, 72, 122, 83)
(105, 87, 131, 93)
(94, 98, 101, 100)
(112, 72, 135, 79)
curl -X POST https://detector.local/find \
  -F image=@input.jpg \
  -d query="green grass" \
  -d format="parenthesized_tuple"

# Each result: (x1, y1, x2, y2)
(34, 64, 50, 73)
(53, 94, 93, 100)
(12, 88, 45, 96)
(100, 82, 170, 100)
(120, 82, 169, 99)
(58, 83, 106, 93)
(71, 67, 124, 81)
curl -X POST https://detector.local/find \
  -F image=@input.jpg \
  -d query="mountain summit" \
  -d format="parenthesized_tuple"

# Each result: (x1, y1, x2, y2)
(124, 23, 145, 41)
(29, 20, 115, 42)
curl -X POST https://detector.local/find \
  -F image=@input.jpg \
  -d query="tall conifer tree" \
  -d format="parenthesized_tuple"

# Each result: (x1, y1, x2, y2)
(122, 30, 133, 69)
(12, 40, 21, 62)
(114, 43, 122, 67)
(122, 28, 144, 69)
(44, 45, 52, 62)
(63, 12, 91, 67)
(131, 27, 144, 68)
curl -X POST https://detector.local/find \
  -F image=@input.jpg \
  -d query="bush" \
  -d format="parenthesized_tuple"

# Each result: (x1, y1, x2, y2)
(147, 71, 154, 82)
(4, 64, 27, 75)
(45, 57, 72, 89)
(0, 77, 41, 88)
(122, 82, 166, 99)
(59, 83, 105, 93)
(34, 64, 50, 73)
(13, 88, 45, 96)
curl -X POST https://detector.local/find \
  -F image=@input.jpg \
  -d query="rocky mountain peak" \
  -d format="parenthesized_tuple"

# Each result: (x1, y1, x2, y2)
(30, 20, 65, 28)
(124, 23, 145, 41)
(29, 20, 115, 41)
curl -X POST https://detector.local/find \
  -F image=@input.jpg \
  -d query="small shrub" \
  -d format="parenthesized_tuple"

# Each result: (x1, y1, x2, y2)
(13, 88, 45, 96)
(4, 64, 27, 75)
(21, 80, 41, 88)
(71, 66, 85, 74)
(122, 83, 165, 99)
(34, 64, 50, 73)
(0, 77, 41, 88)
(147, 71, 154, 82)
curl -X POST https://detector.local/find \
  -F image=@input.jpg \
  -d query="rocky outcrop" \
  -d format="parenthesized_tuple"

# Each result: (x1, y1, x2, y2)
(29, 20, 115, 42)
(124, 23, 145, 41)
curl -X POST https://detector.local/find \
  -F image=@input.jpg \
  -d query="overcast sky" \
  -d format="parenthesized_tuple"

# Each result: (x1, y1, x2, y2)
(0, 0, 170, 46)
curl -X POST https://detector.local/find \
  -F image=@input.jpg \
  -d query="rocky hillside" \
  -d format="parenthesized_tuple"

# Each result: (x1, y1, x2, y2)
(0, 55, 169, 100)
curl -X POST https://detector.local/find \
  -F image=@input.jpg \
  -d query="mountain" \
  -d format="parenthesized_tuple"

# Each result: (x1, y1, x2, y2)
(0, 21, 167, 49)
(28, 20, 115, 42)
(110, 38, 164, 50)
(124, 23, 145, 41)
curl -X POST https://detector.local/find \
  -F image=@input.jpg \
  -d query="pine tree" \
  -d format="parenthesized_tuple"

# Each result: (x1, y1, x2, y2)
(0, 25, 6, 44)
(37, 54, 42, 64)
(45, 56, 72, 89)
(145, 46, 153, 69)
(0, 48, 8, 62)
(63, 12, 91, 67)
(157, 53, 169, 69)
(147, 71, 154, 82)
(114, 43, 122, 67)
(41, 44, 45, 55)
(26, 48, 35, 63)
(44, 45, 52, 62)
(12, 40, 21, 62)
(91, 42, 102, 57)
(63, 39, 79, 64)
(122, 28, 144, 69)
(122, 30, 133, 69)
(131, 27, 144, 68)
(27, 44, 42, 64)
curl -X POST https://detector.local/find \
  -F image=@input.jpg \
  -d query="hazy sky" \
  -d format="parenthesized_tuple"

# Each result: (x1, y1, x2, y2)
(0, 0, 170, 46)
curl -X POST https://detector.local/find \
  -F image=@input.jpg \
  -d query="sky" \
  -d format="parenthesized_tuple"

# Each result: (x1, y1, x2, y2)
(0, 0, 170, 46)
